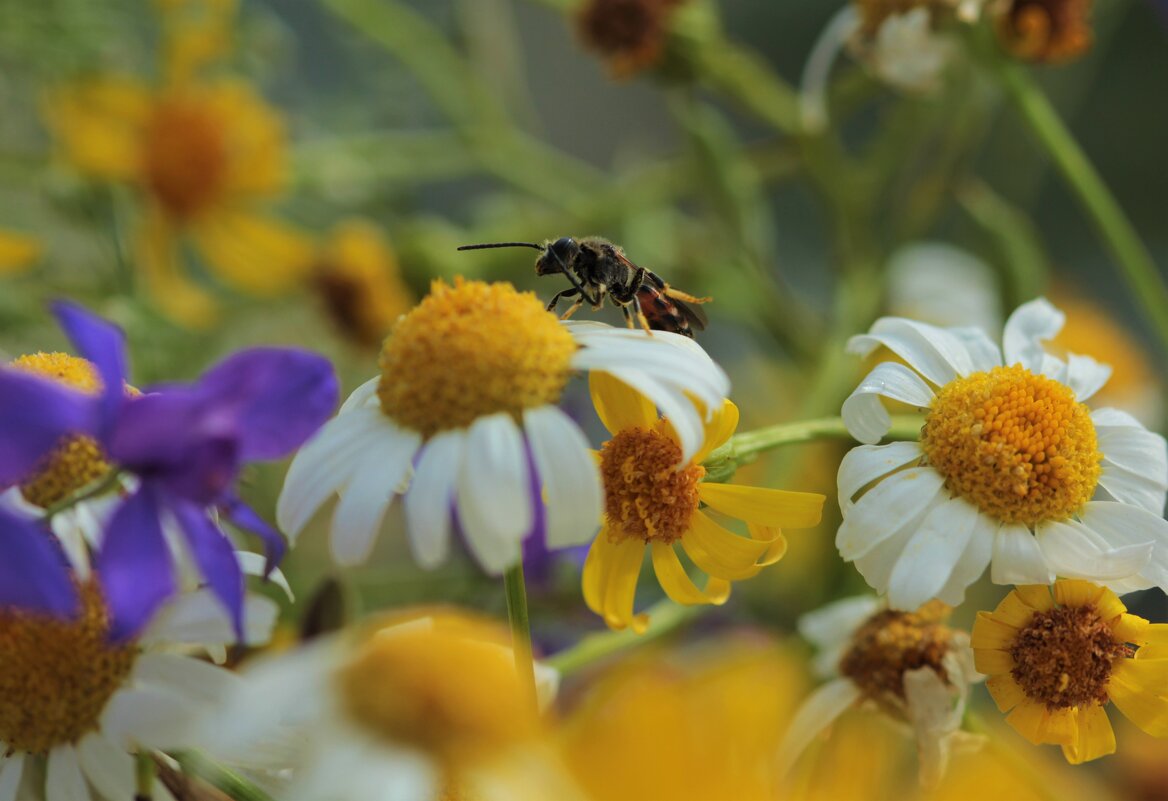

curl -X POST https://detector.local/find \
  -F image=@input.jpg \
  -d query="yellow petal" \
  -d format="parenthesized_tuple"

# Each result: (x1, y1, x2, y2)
(581, 531, 609, 615)
(1013, 584, 1055, 612)
(1092, 586, 1127, 621)
(697, 482, 824, 529)
(47, 77, 151, 180)
(1137, 624, 1168, 659)
(135, 208, 218, 327)
(972, 612, 1020, 651)
(692, 399, 739, 464)
(1053, 579, 1105, 609)
(0, 230, 40, 274)
(1061, 704, 1115, 765)
(747, 523, 787, 566)
(985, 673, 1026, 713)
(973, 647, 1014, 675)
(992, 591, 1042, 628)
(1109, 660, 1168, 737)
(682, 511, 770, 580)
(588, 371, 657, 434)
(191, 210, 314, 295)
(1111, 613, 1150, 646)
(1007, 700, 1074, 746)
(602, 537, 648, 633)
(650, 542, 727, 606)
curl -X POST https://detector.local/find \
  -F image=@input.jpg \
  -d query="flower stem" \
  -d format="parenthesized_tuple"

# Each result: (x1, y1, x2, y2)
(134, 752, 154, 801)
(546, 600, 704, 676)
(703, 415, 923, 483)
(993, 58, 1168, 353)
(41, 469, 123, 521)
(503, 562, 538, 711)
(172, 751, 276, 801)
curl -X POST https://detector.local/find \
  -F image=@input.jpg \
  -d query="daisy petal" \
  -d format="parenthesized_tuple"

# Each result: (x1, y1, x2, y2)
(887, 496, 979, 610)
(694, 400, 740, 464)
(78, 734, 134, 801)
(339, 376, 380, 414)
(777, 678, 861, 778)
(1061, 704, 1115, 764)
(525, 405, 602, 549)
(1108, 661, 1168, 737)
(403, 429, 464, 570)
(847, 316, 974, 384)
(1036, 519, 1153, 581)
(651, 542, 726, 605)
(991, 524, 1053, 585)
(698, 482, 824, 529)
(1077, 502, 1168, 588)
(457, 413, 531, 574)
(1064, 353, 1111, 402)
(100, 685, 200, 751)
(837, 441, 922, 514)
(0, 754, 23, 801)
(330, 432, 411, 566)
(1002, 298, 1064, 372)
(588, 371, 657, 434)
(46, 746, 87, 801)
(948, 326, 1002, 371)
(842, 362, 934, 444)
(935, 512, 995, 606)
(837, 466, 944, 561)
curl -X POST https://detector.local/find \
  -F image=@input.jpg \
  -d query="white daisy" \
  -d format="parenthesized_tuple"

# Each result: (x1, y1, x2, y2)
(195, 608, 584, 801)
(886, 242, 1003, 335)
(277, 279, 729, 574)
(840, 298, 1168, 610)
(779, 596, 981, 788)
(0, 552, 276, 801)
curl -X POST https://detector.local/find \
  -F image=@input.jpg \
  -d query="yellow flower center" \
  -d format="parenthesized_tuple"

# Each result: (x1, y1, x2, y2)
(599, 424, 704, 545)
(839, 601, 955, 701)
(142, 93, 229, 220)
(376, 279, 576, 437)
(10, 353, 112, 509)
(337, 618, 536, 761)
(0, 584, 138, 754)
(921, 365, 1101, 526)
(1009, 604, 1127, 710)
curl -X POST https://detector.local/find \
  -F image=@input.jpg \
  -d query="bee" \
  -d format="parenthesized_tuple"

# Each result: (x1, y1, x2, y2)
(456, 236, 711, 338)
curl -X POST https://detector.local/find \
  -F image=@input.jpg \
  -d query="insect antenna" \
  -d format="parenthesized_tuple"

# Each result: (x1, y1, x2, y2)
(456, 242, 544, 251)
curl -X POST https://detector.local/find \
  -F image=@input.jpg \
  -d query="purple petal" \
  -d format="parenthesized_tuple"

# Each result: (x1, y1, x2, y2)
(51, 300, 128, 435)
(96, 487, 176, 642)
(0, 370, 95, 485)
(194, 348, 338, 461)
(220, 494, 286, 576)
(0, 509, 78, 615)
(171, 498, 245, 641)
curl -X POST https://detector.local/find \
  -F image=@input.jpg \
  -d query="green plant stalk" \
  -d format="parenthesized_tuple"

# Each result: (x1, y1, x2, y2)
(546, 600, 703, 675)
(503, 562, 539, 711)
(703, 415, 923, 484)
(173, 751, 275, 801)
(135, 751, 154, 800)
(993, 58, 1168, 353)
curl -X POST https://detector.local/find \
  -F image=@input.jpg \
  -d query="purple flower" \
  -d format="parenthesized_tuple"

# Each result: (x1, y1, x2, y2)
(0, 302, 338, 639)
(0, 508, 78, 615)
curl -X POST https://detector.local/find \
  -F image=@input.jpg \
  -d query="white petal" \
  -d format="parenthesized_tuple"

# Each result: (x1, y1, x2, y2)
(570, 334, 728, 413)
(842, 362, 935, 445)
(1100, 462, 1167, 516)
(1096, 415, 1168, 476)
(1064, 352, 1111, 402)
(990, 524, 1053, 585)
(777, 679, 861, 779)
(1092, 407, 1145, 430)
(524, 406, 602, 549)
(903, 667, 964, 790)
(1077, 502, 1168, 588)
(837, 466, 945, 561)
(1002, 298, 1064, 371)
(456, 413, 531, 574)
(236, 552, 295, 601)
(0, 754, 22, 801)
(594, 367, 705, 464)
(837, 441, 922, 514)
(276, 408, 387, 539)
(339, 376, 381, 414)
(142, 591, 278, 649)
(854, 501, 936, 594)
(934, 512, 995, 606)
(330, 424, 419, 566)
(46, 746, 88, 801)
(403, 430, 464, 570)
(847, 317, 975, 384)
(133, 653, 238, 705)
(285, 734, 436, 801)
(887, 496, 979, 611)
(948, 326, 1003, 371)
(100, 686, 201, 751)
(1036, 519, 1153, 581)
(77, 734, 134, 801)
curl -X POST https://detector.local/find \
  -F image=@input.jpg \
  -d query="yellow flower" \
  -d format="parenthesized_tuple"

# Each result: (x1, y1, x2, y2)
(155, 0, 238, 83)
(582, 373, 825, 632)
(972, 579, 1168, 763)
(0, 229, 40, 275)
(311, 220, 414, 349)
(560, 637, 808, 801)
(47, 74, 311, 326)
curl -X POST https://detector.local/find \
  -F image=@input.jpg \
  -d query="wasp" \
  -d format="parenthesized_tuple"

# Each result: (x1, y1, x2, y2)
(456, 236, 711, 338)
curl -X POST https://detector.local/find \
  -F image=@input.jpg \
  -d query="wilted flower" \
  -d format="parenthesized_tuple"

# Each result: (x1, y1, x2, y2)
(576, 0, 686, 78)
(992, 0, 1093, 63)
(278, 279, 729, 575)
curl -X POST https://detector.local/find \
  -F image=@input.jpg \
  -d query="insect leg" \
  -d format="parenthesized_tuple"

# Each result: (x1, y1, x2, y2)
(663, 285, 712, 304)
(545, 248, 601, 306)
(560, 297, 585, 320)
(630, 295, 654, 334)
(546, 287, 579, 313)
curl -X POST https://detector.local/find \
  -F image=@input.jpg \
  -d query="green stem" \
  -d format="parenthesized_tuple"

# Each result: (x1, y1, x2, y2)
(703, 415, 923, 484)
(503, 562, 538, 711)
(993, 58, 1168, 353)
(134, 752, 154, 801)
(173, 752, 275, 801)
(546, 600, 703, 675)
(41, 469, 122, 521)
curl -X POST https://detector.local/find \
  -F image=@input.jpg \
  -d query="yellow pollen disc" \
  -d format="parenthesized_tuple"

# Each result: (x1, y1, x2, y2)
(11, 353, 112, 508)
(599, 424, 704, 545)
(0, 584, 137, 754)
(839, 601, 955, 702)
(376, 278, 576, 437)
(142, 94, 229, 220)
(337, 615, 536, 760)
(1009, 604, 1127, 710)
(921, 365, 1101, 526)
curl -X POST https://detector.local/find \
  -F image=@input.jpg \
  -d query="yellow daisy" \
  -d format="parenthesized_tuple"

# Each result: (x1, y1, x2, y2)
(0, 229, 40, 275)
(582, 374, 825, 632)
(972, 579, 1168, 763)
(47, 72, 310, 326)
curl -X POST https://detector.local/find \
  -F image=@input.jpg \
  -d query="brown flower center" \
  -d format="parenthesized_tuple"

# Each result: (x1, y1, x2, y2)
(576, 0, 683, 76)
(599, 425, 703, 545)
(996, 0, 1093, 63)
(839, 602, 955, 700)
(142, 93, 230, 220)
(1010, 604, 1127, 710)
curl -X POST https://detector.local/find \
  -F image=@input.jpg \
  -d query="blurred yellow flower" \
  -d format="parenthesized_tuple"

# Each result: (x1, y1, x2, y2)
(583, 373, 825, 632)
(47, 57, 310, 326)
(0, 229, 40, 275)
(311, 220, 414, 349)
(561, 636, 808, 801)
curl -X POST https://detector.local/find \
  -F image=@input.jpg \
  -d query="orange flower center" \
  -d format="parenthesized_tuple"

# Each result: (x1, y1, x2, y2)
(0, 584, 137, 754)
(142, 94, 229, 220)
(599, 425, 703, 545)
(997, 0, 1093, 63)
(839, 601, 955, 701)
(921, 365, 1101, 526)
(1009, 604, 1127, 710)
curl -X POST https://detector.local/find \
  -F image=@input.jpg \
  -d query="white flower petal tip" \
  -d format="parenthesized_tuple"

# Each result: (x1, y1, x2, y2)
(842, 363, 934, 444)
